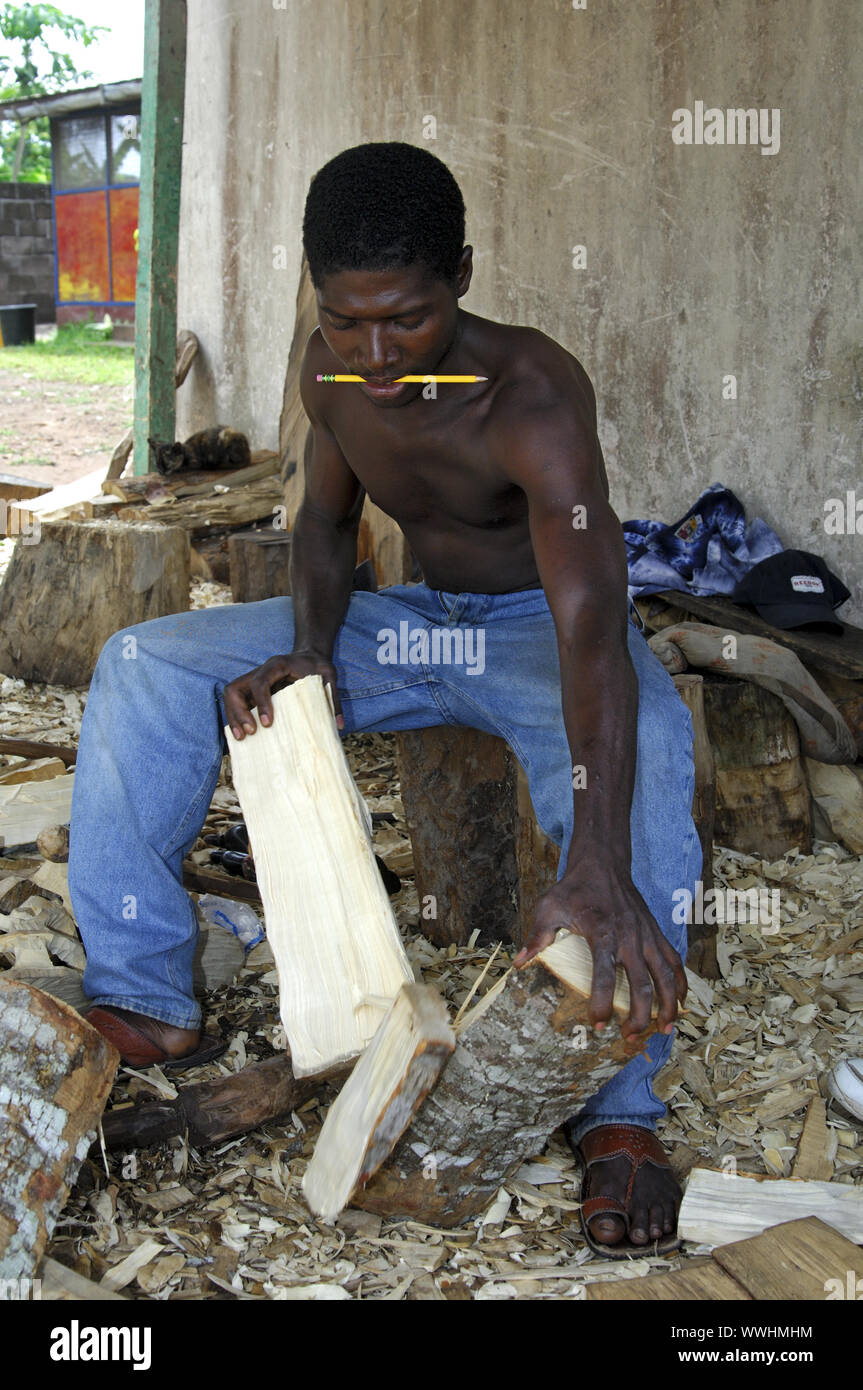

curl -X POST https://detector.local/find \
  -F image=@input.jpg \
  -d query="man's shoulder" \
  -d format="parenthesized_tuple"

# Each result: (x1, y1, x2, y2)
(475, 317, 597, 429)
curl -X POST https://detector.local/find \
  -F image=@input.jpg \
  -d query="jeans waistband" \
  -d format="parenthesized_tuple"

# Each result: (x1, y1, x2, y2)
(432, 584, 549, 625)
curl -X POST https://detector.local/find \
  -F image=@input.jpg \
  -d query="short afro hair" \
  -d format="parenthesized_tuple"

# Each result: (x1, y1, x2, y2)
(303, 142, 466, 289)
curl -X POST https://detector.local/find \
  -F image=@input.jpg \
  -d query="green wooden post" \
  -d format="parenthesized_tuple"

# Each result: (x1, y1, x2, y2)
(133, 0, 187, 474)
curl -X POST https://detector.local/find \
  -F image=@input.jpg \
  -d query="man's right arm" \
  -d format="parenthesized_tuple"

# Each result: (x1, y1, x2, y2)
(223, 340, 364, 738)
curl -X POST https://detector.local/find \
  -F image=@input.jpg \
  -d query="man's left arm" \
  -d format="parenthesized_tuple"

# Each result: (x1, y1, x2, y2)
(497, 395, 687, 1038)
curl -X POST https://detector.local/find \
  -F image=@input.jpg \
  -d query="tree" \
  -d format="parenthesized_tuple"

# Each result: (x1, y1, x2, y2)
(0, 4, 107, 181)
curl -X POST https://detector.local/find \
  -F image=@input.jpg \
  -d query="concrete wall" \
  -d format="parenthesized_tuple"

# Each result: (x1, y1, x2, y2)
(177, 0, 863, 620)
(0, 182, 54, 323)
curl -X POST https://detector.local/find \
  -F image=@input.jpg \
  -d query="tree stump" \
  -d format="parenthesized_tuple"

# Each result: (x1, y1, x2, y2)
(229, 528, 293, 603)
(395, 727, 520, 947)
(0, 519, 189, 687)
(672, 673, 718, 978)
(702, 676, 811, 857)
(0, 978, 118, 1281)
(353, 933, 650, 1227)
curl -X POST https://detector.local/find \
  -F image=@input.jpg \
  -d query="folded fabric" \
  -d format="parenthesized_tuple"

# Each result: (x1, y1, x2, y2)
(624, 483, 783, 601)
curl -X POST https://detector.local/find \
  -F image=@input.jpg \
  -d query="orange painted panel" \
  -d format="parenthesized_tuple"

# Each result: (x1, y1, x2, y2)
(109, 186, 139, 302)
(54, 191, 109, 302)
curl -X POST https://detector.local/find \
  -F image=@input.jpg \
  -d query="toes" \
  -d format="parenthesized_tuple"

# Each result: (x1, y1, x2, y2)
(590, 1214, 626, 1246)
(629, 1209, 649, 1244)
(648, 1203, 666, 1239)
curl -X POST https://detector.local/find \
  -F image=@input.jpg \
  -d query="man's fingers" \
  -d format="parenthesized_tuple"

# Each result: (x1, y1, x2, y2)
(618, 953, 657, 1036)
(513, 922, 559, 968)
(587, 947, 617, 1028)
(639, 938, 682, 1034)
(225, 683, 257, 739)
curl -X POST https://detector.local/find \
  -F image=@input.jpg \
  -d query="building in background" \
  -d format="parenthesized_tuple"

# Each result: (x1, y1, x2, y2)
(0, 79, 141, 329)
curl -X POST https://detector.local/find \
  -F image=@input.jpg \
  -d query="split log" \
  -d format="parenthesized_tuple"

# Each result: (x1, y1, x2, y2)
(678, 1167, 863, 1247)
(672, 673, 718, 978)
(104, 428, 134, 482)
(97, 1054, 321, 1151)
(0, 757, 66, 785)
(352, 932, 652, 1227)
(123, 475, 282, 537)
(702, 676, 811, 857)
(514, 762, 561, 946)
(0, 520, 189, 687)
(303, 984, 455, 1222)
(0, 978, 118, 1281)
(227, 675, 413, 1077)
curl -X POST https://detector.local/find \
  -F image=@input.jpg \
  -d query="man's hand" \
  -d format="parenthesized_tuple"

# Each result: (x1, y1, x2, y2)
(512, 865, 687, 1039)
(223, 651, 342, 739)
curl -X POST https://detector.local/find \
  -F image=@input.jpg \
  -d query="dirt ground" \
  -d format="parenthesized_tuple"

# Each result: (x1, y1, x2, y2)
(0, 365, 133, 490)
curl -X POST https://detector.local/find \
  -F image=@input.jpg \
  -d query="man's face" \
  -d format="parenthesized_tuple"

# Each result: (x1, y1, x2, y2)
(315, 255, 470, 407)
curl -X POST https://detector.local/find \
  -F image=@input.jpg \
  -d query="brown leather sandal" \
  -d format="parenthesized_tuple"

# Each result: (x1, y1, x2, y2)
(85, 1005, 227, 1069)
(575, 1123, 682, 1259)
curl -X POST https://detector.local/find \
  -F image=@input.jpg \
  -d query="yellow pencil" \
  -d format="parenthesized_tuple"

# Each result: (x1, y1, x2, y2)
(316, 373, 487, 383)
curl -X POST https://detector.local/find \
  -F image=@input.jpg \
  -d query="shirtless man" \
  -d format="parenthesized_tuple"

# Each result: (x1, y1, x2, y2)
(71, 142, 700, 1256)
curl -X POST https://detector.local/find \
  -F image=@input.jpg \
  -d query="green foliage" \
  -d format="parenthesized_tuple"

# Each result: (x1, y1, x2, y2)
(1, 317, 134, 385)
(0, 4, 108, 181)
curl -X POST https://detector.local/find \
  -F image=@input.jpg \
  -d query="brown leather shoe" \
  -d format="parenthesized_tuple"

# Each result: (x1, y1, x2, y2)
(85, 1005, 226, 1069)
(575, 1123, 682, 1259)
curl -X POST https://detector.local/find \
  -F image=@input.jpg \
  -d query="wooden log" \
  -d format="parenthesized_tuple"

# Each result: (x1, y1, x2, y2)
(123, 475, 282, 537)
(678, 1167, 863, 1246)
(97, 1054, 321, 1151)
(228, 528, 293, 603)
(702, 676, 811, 857)
(0, 520, 189, 687)
(0, 738, 77, 768)
(655, 590, 863, 682)
(395, 727, 520, 947)
(352, 932, 652, 1227)
(514, 762, 560, 949)
(227, 675, 414, 1077)
(0, 978, 118, 1281)
(303, 984, 455, 1222)
(672, 673, 718, 978)
(804, 668, 863, 759)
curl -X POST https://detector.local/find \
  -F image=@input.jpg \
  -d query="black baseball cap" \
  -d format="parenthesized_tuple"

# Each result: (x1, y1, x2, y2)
(732, 550, 850, 632)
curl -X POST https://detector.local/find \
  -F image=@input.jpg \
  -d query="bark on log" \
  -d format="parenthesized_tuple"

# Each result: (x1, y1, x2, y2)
(672, 674, 718, 978)
(353, 932, 651, 1227)
(97, 1055, 322, 1151)
(0, 978, 118, 1281)
(0, 520, 189, 687)
(396, 727, 520, 947)
(702, 676, 811, 857)
(515, 761, 560, 948)
(229, 528, 293, 603)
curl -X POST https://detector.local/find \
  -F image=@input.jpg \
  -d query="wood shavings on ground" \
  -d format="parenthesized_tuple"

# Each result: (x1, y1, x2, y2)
(0, 651, 857, 1299)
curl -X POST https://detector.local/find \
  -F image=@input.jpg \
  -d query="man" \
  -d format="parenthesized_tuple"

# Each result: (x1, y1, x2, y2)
(70, 142, 699, 1256)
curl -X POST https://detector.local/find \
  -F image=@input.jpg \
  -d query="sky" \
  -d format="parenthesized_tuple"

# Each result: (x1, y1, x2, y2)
(1, 0, 145, 89)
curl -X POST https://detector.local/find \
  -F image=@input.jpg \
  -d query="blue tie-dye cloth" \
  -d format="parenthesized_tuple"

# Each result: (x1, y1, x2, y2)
(623, 483, 783, 601)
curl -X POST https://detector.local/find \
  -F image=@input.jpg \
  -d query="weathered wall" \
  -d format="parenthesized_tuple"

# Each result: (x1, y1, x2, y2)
(177, 0, 863, 619)
(0, 182, 54, 323)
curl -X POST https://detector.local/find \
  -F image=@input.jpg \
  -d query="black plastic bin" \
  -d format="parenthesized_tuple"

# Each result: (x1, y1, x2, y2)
(0, 304, 37, 347)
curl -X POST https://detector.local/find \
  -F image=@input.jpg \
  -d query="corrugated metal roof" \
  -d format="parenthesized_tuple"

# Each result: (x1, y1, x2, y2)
(0, 79, 142, 122)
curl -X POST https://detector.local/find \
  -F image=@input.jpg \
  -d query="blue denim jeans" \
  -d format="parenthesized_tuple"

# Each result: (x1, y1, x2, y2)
(68, 582, 700, 1143)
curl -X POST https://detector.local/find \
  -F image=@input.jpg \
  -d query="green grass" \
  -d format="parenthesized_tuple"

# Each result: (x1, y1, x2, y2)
(0, 320, 134, 387)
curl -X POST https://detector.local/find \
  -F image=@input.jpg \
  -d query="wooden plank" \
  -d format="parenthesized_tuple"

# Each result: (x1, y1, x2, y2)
(713, 1216, 863, 1301)
(226, 675, 414, 1077)
(0, 738, 77, 768)
(791, 1097, 834, 1181)
(678, 1168, 863, 1246)
(133, 0, 187, 473)
(586, 1260, 751, 1301)
(0, 978, 118, 1281)
(656, 591, 863, 680)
